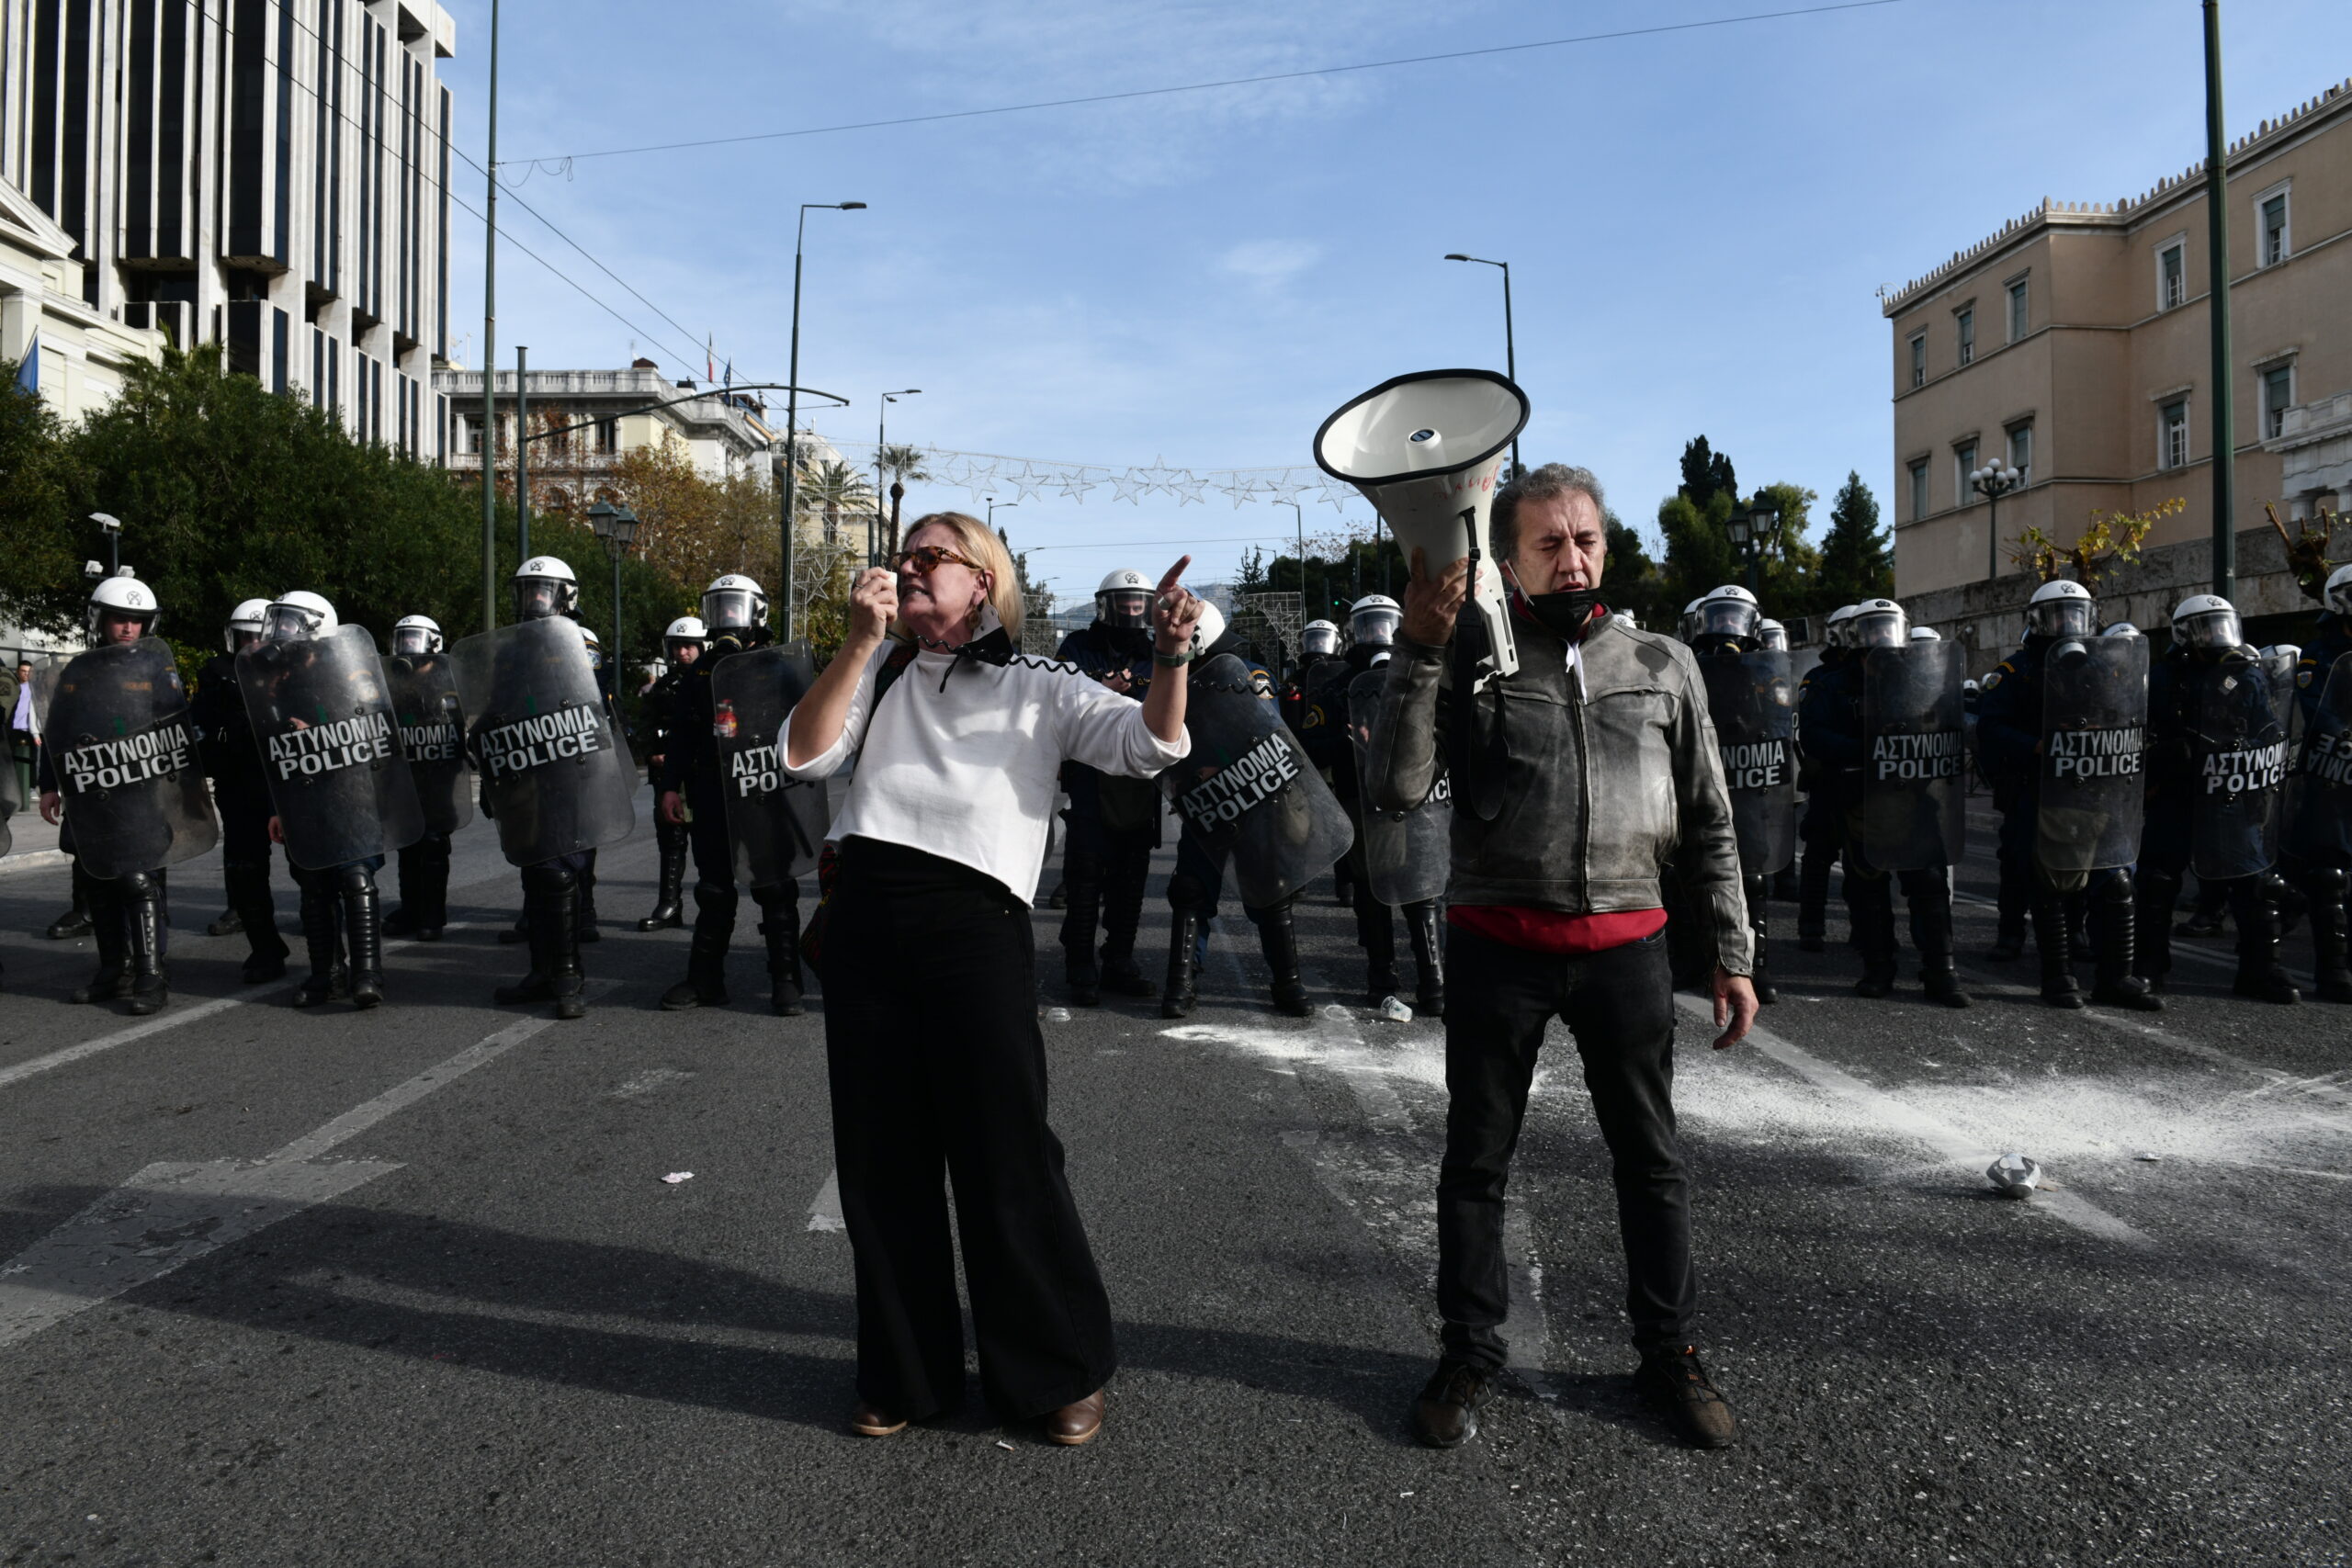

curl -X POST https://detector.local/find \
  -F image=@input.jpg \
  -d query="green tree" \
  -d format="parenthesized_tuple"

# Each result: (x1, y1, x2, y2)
(1602, 507, 1671, 630)
(1679, 436, 1736, 512)
(0, 360, 84, 636)
(1815, 470, 1893, 609)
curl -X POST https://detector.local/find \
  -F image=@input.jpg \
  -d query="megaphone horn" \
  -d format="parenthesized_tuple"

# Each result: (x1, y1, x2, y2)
(1312, 369, 1531, 678)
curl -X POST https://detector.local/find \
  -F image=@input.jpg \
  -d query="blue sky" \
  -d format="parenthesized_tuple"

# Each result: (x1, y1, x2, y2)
(438, 0, 2352, 606)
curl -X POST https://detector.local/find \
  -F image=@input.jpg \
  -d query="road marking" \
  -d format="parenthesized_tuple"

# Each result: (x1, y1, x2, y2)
(0, 991, 604, 1349)
(0, 848, 70, 877)
(1680, 995, 2153, 1247)
(610, 1066, 695, 1100)
(807, 1169, 845, 1233)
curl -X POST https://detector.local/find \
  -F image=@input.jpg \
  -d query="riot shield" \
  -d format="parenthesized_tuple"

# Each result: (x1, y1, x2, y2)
(2289, 654, 2352, 864)
(387, 651, 474, 836)
(2264, 647, 2300, 746)
(711, 641, 830, 887)
(237, 626, 425, 870)
(1860, 641, 1966, 871)
(1348, 669, 1450, 906)
(2188, 658, 2287, 880)
(29, 638, 217, 878)
(451, 616, 638, 867)
(1164, 653, 1353, 909)
(2036, 637, 2148, 875)
(1700, 649, 1796, 875)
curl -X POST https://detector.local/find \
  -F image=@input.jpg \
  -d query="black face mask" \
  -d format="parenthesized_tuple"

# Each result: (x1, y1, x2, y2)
(1521, 588, 1606, 643)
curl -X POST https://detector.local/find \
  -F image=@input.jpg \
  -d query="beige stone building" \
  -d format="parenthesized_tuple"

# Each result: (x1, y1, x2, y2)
(1882, 74, 2352, 663)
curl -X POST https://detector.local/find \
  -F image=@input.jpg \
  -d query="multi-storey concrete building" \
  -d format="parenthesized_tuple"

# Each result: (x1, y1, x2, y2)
(1883, 74, 2352, 659)
(0, 0, 457, 454)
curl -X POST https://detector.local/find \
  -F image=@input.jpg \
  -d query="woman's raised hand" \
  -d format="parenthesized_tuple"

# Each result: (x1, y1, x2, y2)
(1153, 556, 1205, 652)
(849, 567, 898, 649)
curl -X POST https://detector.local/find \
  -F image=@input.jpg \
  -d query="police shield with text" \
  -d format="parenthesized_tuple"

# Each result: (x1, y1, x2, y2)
(33, 575, 216, 1015)
(1792, 604, 1860, 953)
(1692, 586, 1793, 1005)
(1054, 569, 1166, 1004)
(2282, 562, 2352, 1002)
(192, 597, 291, 981)
(1977, 581, 2161, 1010)
(455, 557, 636, 1021)
(633, 615, 706, 931)
(382, 615, 469, 942)
(238, 592, 423, 1008)
(657, 574, 811, 1015)
(2136, 594, 2298, 1002)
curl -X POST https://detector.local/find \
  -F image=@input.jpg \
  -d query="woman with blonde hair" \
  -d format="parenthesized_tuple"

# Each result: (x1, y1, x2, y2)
(786, 511, 1203, 1446)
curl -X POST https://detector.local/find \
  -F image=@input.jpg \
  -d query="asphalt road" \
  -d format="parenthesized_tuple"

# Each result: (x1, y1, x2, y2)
(0, 789, 2346, 1567)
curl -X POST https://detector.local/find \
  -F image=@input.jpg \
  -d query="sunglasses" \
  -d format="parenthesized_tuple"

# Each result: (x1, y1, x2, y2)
(893, 544, 982, 577)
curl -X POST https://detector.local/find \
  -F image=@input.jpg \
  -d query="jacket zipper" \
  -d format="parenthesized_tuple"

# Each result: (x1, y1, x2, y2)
(1570, 672, 1592, 902)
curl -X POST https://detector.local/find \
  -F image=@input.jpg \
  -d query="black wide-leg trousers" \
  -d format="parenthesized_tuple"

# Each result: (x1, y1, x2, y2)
(821, 837, 1115, 1420)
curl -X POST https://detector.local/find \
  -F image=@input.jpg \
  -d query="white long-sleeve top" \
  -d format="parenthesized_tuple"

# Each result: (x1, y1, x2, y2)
(783, 634, 1190, 902)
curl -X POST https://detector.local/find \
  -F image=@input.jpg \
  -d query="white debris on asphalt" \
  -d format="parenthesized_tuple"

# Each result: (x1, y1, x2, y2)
(661, 1171, 695, 1185)
(1043, 1007, 1071, 1023)
(1986, 1151, 2041, 1198)
(1376, 996, 1414, 1023)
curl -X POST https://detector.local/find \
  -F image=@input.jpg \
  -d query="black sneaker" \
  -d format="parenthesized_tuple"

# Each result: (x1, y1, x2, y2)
(1635, 1347, 1739, 1450)
(1410, 1360, 1495, 1449)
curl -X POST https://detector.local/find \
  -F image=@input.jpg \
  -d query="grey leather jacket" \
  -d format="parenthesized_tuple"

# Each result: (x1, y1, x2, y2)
(1367, 608, 1753, 976)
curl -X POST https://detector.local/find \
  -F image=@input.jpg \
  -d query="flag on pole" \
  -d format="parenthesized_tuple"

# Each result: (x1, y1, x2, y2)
(723, 359, 732, 390)
(12, 331, 37, 396)
(706, 337, 715, 384)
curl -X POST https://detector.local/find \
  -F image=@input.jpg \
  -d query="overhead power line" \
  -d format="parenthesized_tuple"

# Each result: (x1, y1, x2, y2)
(514, 0, 1909, 164)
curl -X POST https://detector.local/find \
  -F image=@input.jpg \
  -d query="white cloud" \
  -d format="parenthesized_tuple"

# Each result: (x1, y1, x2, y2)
(1218, 239, 1323, 288)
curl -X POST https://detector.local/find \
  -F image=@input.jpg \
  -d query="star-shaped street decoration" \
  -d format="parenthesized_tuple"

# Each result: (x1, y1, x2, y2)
(1135, 457, 1184, 496)
(1172, 474, 1207, 506)
(1109, 468, 1148, 504)
(1220, 476, 1269, 510)
(1056, 468, 1100, 501)
(1011, 463, 1049, 503)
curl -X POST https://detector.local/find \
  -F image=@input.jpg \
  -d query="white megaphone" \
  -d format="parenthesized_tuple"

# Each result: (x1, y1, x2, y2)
(1313, 369, 1531, 678)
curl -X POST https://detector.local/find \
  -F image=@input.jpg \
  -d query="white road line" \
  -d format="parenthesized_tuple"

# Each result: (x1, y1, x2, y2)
(0, 992, 602, 1350)
(1680, 995, 2153, 1247)
(807, 1170, 845, 1233)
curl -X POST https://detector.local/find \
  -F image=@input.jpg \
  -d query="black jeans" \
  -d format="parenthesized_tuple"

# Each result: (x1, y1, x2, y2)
(1437, 924, 1695, 1365)
(821, 838, 1115, 1419)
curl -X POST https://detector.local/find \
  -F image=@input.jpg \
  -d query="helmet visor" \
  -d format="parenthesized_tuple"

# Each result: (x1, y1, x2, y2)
(1302, 626, 1338, 656)
(1757, 623, 1789, 651)
(2177, 607, 2242, 650)
(1351, 607, 1401, 646)
(226, 626, 261, 655)
(266, 604, 316, 642)
(2029, 598, 2097, 639)
(514, 579, 563, 621)
(391, 626, 432, 656)
(1852, 609, 1908, 649)
(1099, 590, 1151, 630)
(1697, 601, 1759, 642)
(666, 637, 703, 663)
(703, 587, 758, 631)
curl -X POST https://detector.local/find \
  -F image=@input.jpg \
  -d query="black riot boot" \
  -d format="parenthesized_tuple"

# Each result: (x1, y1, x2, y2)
(1796, 843, 1834, 952)
(2031, 888, 2083, 1009)
(1404, 899, 1447, 1018)
(292, 872, 349, 1007)
(1848, 872, 1899, 998)
(1255, 899, 1315, 1018)
(2180, 877, 2229, 938)
(2133, 867, 2179, 991)
(385, 835, 449, 941)
(2088, 871, 2163, 1011)
(576, 853, 602, 943)
(49, 862, 96, 941)
(225, 859, 288, 983)
(1989, 861, 2029, 961)
(662, 884, 737, 1010)
(121, 870, 170, 1016)
(755, 887, 806, 1017)
(2265, 871, 2307, 942)
(1161, 908, 1201, 1019)
(2228, 876, 2301, 1005)
(384, 849, 422, 938)
(1910, 880, 1972, 1009)
(638, 825, 688, 931)
(69, 877, 130, 1003)
(207, 903, 243, 937)
(1358, 884, 1401, 1005)
(341, 863, 384, 1009)
(548, 874, 588, 1021)
(1097, 845, 1156, 998)
(1060, 849, 1103, 1006)
(2302, 867, 2352, 1003)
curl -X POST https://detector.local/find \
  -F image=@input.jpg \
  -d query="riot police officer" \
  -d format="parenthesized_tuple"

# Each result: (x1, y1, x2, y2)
(658, 574, 808, 1015)
(1054, 569, 1165, 1004)
(1287, 617, 1351, 904)
(193, 598, 289, 981)
(1792, 604, 1858, 952)
(1757, 618, 1790, 652)
(2287, 564, 2352, 1002)
(382, 615, 458, 942)
(1976, 581, 2162, 1011)
(1689, 585, 1791, 1005)
(1804, 598, 1970, 1007)
(635, 616, 705, 931)
(2137, 594, 2298, 1003)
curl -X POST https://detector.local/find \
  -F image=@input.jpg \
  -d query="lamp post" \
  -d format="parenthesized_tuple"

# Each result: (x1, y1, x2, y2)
(1445, 253, 1518, 478)
(587, 499, 639, 685)
(514, 344, 531, 563)
(90, 513, 121, 575)
(1971, 462, 2024, 580)
(1725, 493, 1778, 596)
(986, 497, 1016, 530)
(782, 200, 866, 639)
(873, 388, 921, 566)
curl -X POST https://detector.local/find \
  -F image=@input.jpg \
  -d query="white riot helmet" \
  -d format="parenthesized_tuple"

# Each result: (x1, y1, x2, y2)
(225, 597, 271, 654)
(1351, 594, 1401, 648)
(1094, 568, 1154, 632)
(1693, 584, 1761, 646)
(2262, 642, 2301, 671)
(265, 590, 338, 642)
(2027, 579, 2098, 640)
(1964, 678, 1981, 694)
(390, 614, 444, 657)
(1849, 597, 1910, 649)
(87, 574, 162, 639)
(2324, 563, 2352, 618)
(514, 556, 580, 621)
(1826, 604, 1860, 649)
(2102, 621, 2143, 639)
(1678, 597, 1706, 643)
(1756, 618, 1788, 651)
(579, 624, 605, 670)
(1190, 599, 1227, 656)
(1301, 619, 1340, 658)
(1909, 626, 1942, 641)
(701, 573, 767, 634)
(2170, 593, 2243, 652)
(663, 615, 707, 661)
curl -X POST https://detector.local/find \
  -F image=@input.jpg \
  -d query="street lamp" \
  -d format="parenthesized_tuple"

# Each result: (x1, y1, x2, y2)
(1725, 493, 1779, 595)
(90, 513, 121, 575)
(873, 388, 921, 566)
(782, 199, 866, 639)
(1971, 462, 2024, 580)
(586, 499, 639, 682)
(986, 497, 1016, 529)
(1445, 254, 1519, 478)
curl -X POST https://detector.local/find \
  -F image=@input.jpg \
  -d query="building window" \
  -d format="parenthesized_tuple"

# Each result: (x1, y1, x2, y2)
(1955, 441, 1979, 507)
(2260, 191, 2290, 266)
(2007, 423, 2032, 484)
(1909, 458, 1929, 522)
(2263, 365, 2294, 440)
(2159, 243, 2186, 310)
(594, 417, 618, 455)
(2159, 400, 2189, 470)
(1955, 309, 1975, 367)
(2007, 279, 2029, 343)
(1908, 333, 1926, 389)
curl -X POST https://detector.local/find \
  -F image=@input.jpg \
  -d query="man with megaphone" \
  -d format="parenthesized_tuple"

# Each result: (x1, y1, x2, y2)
(1355, 455, 1758, 1452)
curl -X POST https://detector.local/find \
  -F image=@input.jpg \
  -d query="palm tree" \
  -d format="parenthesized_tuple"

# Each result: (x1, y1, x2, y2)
(797, 459, 876, 548)
(875, 443, 932, 558)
